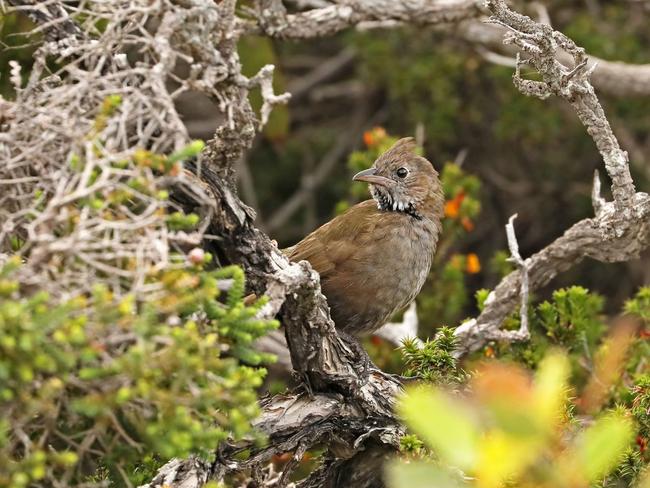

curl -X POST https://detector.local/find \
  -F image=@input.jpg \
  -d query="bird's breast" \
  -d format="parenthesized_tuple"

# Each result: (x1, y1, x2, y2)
(328, 216, 437, 334)
(376, 218, 435, 301)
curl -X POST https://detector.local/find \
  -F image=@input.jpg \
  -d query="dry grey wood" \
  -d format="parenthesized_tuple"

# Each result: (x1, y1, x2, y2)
(7, 0, 85, 42)
(456, 19, 650, 98)
(246, 0, 650, 98)
(452, 0, 650, 356)
(455, 195, 650, 356)
(249, 0, 485, 39)
(481, 213, 532, 345)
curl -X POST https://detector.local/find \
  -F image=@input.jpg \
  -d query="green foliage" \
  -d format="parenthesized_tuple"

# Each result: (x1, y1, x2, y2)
(0, 100, 277, 485)
(401, 327, 466, 385)
(632, 375, 650, 440)
(475, 288, 490, 312)
(0, 258, 277, 486)
(489, 286, 606, 374)
(399, 434, 426, 457)
(601, 373, 650, 486)
(625, 287, 650, 324)
(396, 284, 650, 487)
(488, 250, 515, 279)
(537, 286, 605, 349)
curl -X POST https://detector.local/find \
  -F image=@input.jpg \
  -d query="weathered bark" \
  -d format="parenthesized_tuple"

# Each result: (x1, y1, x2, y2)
(249, 0, 484, 39)
(456, 20, 650, 98)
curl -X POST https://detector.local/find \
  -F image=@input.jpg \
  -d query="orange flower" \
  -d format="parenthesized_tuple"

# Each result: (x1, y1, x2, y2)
(444, 200, 459, 218)
(461, 217, 474, 232)
(363, 130, 374, 147)
(484, 345, 495, 358)
(363, 127, 387, 147)
(466, 253, 481, 274)
(443, 191, 466, 219)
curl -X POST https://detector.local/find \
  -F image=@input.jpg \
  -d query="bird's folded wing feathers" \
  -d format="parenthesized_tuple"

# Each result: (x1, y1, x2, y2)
(283, 200, 379, 279)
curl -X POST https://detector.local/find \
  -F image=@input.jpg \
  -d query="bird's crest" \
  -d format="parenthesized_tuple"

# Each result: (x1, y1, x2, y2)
(381, 137, 416, 161)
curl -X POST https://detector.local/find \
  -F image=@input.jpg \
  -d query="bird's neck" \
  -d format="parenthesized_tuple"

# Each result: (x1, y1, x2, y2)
(371, 187, 443, 222)
(417, 189, 445, 223)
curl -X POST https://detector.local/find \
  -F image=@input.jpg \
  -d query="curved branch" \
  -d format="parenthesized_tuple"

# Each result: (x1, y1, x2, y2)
(452, 0, 650, 356)
(455, 195, 650, 357)
(458, 20, 650, 98)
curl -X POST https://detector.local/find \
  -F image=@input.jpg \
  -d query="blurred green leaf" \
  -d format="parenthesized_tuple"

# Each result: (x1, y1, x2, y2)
(385, 460, 463, 488)
(399, 387, 478, 470)
(572, 414, 634, 483)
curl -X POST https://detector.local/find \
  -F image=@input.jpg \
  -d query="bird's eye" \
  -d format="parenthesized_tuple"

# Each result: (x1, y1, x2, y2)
(396, 167, 409, 178)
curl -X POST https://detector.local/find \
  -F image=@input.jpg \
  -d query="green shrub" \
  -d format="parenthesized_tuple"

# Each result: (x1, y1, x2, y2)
(0, 258, 277, 486)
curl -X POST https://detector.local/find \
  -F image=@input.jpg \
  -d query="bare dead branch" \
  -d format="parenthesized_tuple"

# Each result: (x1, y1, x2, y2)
(248, 0, 485, 39)
(244, 0, 650, 98)
(501, 213, 530, 341)
(457, 19, 650, 97)
(452, 0, 650, 356)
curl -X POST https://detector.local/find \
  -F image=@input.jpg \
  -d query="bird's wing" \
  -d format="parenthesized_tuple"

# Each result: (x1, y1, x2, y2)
(284, 200, 379, 279)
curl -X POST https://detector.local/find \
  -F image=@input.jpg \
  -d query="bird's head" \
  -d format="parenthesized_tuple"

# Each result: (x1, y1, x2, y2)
(353, 137, 442, 220)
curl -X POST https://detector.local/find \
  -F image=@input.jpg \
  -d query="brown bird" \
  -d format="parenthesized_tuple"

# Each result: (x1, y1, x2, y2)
(285, 137, 444, 336)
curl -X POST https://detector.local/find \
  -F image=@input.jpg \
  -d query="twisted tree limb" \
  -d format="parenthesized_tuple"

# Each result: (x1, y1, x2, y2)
(453, 0, 650, 356)
(456, 20, 650, 98)
(454, 194, 650, 356)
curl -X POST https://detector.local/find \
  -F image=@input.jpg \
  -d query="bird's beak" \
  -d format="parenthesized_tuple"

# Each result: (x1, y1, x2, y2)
(352, 167, 392, 187)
